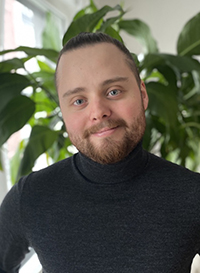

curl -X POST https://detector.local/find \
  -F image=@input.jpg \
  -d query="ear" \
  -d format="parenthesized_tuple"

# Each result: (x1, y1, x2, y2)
(140, 81, 148, 110)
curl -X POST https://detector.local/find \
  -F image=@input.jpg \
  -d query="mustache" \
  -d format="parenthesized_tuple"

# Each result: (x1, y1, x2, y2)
(83, 119, 128, 138)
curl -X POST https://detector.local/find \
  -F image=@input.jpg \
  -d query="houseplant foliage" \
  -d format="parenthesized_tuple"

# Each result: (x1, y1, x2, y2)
(0, 0, 200, 183)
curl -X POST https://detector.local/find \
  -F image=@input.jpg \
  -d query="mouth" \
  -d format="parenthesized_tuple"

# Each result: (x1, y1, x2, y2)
(83, 119, 127, 139)
(92, 126, 119, 137)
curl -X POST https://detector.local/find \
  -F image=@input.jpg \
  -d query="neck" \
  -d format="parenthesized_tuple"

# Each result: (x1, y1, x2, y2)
(73, 141, 148, 184)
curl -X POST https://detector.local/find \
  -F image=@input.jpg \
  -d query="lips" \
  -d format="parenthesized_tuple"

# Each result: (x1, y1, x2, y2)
(83, 119, 127, 139)
(95, 126, 118, 134)
(92, 126, 119, 137)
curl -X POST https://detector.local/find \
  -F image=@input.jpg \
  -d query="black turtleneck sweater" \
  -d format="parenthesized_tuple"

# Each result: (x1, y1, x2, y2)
(0, 143, 200, 273)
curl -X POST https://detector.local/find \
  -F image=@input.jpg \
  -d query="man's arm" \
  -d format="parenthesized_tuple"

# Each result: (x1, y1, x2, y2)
(0, 178, 30, 273)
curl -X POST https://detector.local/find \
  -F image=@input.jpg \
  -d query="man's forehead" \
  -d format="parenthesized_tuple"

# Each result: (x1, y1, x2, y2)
(57, 43, 130, 80)
(56, 42, 139, 90)
(59, 42, 125, 63)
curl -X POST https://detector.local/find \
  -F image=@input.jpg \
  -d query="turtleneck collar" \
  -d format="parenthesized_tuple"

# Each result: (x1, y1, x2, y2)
(73, 141, 149, 184)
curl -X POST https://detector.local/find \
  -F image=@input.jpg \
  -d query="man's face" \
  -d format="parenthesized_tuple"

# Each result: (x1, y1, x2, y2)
(57, 43, 148, 164)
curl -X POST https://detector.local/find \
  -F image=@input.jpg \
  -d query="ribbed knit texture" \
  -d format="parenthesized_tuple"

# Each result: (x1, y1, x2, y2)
(0, 143, 200, 273)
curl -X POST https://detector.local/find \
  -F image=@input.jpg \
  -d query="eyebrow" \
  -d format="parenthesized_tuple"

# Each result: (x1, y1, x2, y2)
(62, 87, 85, 98)
(101, 76, 129, 87)
(62, 76, 129, 98)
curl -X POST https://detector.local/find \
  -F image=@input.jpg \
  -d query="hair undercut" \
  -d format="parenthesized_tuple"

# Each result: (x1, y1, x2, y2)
(55, 32, 141, 88)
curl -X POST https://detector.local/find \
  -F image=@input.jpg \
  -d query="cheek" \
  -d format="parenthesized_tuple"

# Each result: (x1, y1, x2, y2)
(119, 103, 140, 120)
(119, 103, 143, 128)
(63, 113, 85, 136)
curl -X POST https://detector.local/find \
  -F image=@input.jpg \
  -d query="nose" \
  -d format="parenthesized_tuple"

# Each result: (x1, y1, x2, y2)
(89, 99, 112, 122)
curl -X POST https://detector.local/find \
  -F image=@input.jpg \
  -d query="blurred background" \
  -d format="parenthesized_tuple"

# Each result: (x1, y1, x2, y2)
(0, 0, 200, 272)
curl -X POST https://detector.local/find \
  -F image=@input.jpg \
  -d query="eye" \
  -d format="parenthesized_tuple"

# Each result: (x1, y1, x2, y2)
(73, 99, 85, 106)
(108, 89, 121, 97)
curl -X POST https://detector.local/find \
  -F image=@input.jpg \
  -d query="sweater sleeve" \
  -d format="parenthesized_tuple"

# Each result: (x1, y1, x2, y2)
(0, 177, 30, 273)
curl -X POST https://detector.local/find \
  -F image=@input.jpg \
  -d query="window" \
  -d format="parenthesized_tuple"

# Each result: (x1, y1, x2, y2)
(4, 0, 66, 50)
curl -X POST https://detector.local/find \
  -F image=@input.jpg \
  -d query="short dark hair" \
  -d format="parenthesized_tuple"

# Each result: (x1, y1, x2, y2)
(55, 32, 141, 88)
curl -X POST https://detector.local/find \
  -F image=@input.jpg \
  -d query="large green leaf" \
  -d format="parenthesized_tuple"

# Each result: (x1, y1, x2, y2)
(163, 54, 200, 72)
(10, 140, 25, 184)
(98, 8, 124, 33)
(0, 73, 31, 112)
(31, 89, 56, 114)
(18, 125, 59, 176)
(0, 46, 59, 63)
(0, 95, 35, 146)
(0, 57, 31, 72)
(104, 26, 123, 42)
(146, 82, 178, 129)
(73, 0, 98, 21)
(119, 19, 158, 54)
(177, 12, 200, 56)
(37, 59, 55, 73)
(31, 71, 55, 85)
(62, 5, 123, 45)
(181, 71, 200, 101)
(48, 134, 72, 162)
(141, 53, 200, 73)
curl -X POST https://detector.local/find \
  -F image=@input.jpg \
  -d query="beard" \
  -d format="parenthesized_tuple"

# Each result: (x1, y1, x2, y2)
(68, 106, 146, 165)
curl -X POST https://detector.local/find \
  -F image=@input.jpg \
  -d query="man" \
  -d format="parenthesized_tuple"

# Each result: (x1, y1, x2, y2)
(0, 32, 200, 273)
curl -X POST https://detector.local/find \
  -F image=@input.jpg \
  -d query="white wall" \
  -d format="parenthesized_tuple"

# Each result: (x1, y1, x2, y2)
(0, 171, 7, 203)
(0, 0, 5, 51)
(0, 147, 11, 204)
(95, 0, 200, 54)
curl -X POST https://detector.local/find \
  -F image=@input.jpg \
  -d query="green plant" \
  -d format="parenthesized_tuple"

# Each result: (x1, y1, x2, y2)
(0, 0, 200, 183)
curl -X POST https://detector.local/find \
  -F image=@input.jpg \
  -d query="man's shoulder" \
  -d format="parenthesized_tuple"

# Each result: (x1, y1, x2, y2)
(147, 151, 200, 180)
(31, 154, 74, 177)
(19, 154, 76, 192)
